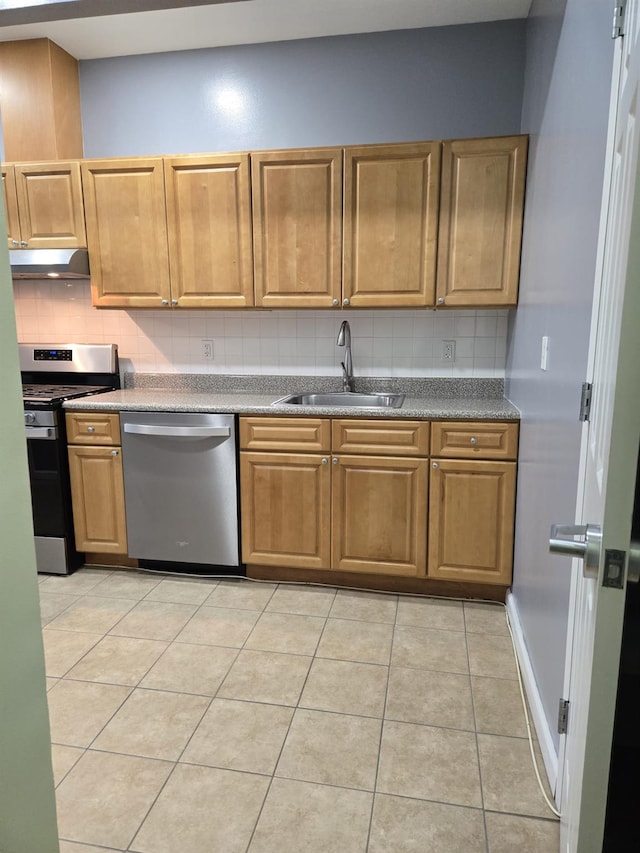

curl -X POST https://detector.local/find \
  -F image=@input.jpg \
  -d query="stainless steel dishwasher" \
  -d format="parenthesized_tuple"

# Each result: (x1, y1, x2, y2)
(120, 411, 240, 570)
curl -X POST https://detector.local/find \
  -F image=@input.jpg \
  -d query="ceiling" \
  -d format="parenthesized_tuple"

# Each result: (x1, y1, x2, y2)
(0, 0, 532, 60)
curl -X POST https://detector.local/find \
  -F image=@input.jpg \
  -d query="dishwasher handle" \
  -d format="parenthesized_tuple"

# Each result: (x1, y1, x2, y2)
(123, 423, 231, 438)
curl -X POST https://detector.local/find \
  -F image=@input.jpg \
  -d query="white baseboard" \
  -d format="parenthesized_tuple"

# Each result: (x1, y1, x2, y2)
(505, 591, 559, 796)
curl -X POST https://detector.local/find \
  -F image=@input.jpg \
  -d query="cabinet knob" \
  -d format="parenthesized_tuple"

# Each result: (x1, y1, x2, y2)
(332, 457, 339, 465)
(161, 299, 169, 306)
(11, 239, 19, 246)
(432, 461, 439, 469)
(332, 298, 339, 306)
(342, 298, 350, 307)
(86, 426, 95, 433)
(321, 457, 328, 465)
(470, 437, 478, 445)
(111, 449, 119, 456)
(437, 297, 445, 305)
(20, 240, 28, 248)
(171, 299, 178, 306)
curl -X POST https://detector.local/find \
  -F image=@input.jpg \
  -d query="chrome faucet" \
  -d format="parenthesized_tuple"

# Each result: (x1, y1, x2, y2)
(337, 320, 354, 392)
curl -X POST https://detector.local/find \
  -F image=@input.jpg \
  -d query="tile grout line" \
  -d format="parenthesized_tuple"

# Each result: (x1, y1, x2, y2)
(364, 592, 399, 852)
(463, 605, 491, 853)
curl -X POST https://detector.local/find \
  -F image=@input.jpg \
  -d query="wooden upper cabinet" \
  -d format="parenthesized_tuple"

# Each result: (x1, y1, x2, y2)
(0, 39, 83, 161)
(164, 154, 254, 308)
(82, 158, 171, 308)
(437, 135, 528, 308)
(2, 165, 21, 247)
(12, 161, 86, 248)
(252, 148, 342, 307)
(343, 142, 440, 307)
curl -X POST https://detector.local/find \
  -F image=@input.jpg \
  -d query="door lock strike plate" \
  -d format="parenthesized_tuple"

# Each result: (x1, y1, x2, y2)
(603, 549, 626, 589)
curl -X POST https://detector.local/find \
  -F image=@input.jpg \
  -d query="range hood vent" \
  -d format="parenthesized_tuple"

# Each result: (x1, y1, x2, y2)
(10, 248, 90, 279)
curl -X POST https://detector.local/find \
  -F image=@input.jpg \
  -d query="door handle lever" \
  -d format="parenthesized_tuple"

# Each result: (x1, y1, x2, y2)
(549, 523, 602, 580)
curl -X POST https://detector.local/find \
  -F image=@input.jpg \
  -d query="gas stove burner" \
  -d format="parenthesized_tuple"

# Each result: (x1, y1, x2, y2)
(22, 383, 113, 404)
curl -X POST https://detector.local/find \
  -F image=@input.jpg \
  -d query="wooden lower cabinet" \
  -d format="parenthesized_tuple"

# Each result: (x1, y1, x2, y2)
(240, 451, 331, 569)
(332, 455, 427, 576)
(428, 458, 516, 585)
(67, 445, 128, 554)
(240, 447, 427, 577)
(239, 416, 517, 588)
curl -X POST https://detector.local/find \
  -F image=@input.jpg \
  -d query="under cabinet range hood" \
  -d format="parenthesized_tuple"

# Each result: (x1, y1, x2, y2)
(10, 248, 90, 279)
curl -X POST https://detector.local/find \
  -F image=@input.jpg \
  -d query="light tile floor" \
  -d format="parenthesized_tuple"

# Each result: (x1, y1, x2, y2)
(39, 568, 560, 853)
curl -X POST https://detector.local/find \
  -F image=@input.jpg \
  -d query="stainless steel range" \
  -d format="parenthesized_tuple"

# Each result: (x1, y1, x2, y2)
(20, 343, 120, 574)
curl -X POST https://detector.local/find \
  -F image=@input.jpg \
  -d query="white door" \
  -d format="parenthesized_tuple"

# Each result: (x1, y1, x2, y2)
(554, 3, 640, 851)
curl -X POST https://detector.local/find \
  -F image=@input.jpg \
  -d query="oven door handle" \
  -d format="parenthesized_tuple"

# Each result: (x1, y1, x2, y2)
(25, 426, 58, 440)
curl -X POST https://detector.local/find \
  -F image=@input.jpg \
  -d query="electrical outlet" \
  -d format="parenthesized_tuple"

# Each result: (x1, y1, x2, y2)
(441, 340, 456, 362)
(202, 339, 214, 360)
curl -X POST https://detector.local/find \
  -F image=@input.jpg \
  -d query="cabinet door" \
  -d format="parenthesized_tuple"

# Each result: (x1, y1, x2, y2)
(252, 148, 342, 307)
(343, 142, 440, 307)
(82, 158, 171, 308)
(14, 161, 86, 248)
(437, 135, 528, 307)
(332, 455, 427, 576)
(67, 445, 127, 554)
(428, 459, 516, 585)
(2, 164, 20, 247)
(240, 451, 331, 569)
(165, 154, 254, 307)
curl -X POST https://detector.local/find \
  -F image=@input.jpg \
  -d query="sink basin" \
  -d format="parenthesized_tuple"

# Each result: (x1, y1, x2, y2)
(272, 391, 405, 408)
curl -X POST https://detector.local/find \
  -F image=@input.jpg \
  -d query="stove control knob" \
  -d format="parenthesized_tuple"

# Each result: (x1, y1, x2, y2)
(25, 412, 36, 425)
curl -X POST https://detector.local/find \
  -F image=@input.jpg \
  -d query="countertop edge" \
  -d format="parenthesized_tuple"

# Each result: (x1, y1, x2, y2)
(63, 390, 521, 421)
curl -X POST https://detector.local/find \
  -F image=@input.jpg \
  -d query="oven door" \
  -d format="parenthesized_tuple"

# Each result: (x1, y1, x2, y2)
(25, 425, 81, 574)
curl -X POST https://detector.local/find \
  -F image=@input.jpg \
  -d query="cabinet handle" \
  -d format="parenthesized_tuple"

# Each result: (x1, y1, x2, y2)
(86, 426, 95, 433)
(470, 437, 478, 445)
(321, 457, 328, 465)
(110, 449, 119, 456)
(332, 457, 339, 465)
(432, 461, 439, 469)
(342, 298, 350, 307)
(11, 239, 19, 246)
(161, 299, 169, 306)
(332, 298, 339, 306)
(437, 297, 445, 305)
(20, 240, 27, 248)
(171, 299, 178, 306)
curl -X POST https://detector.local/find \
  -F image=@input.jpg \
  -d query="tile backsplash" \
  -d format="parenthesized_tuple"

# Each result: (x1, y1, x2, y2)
(12, 280, 508, 378)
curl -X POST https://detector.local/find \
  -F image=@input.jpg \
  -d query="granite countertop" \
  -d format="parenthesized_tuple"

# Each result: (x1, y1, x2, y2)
(64, 375, 520, 420)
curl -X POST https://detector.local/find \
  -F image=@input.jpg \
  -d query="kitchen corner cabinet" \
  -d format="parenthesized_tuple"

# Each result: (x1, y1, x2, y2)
(164, 153, 254, 307)
(66, 411, 127, 554)
(82, 158, 171, 308)
(3, 160, 86, 249)
(240, 417, 429, 577)
(251, 148, 343, 308)
(428, 421, 519, 585)
(343, 142, 440, 307)
(436, 135, 528, 308)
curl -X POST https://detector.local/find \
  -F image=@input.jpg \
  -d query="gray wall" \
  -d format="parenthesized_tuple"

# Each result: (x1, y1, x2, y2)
(79, 22, 526, 156)
(507, 0, 614, 747)
(0, 194, 59, 850)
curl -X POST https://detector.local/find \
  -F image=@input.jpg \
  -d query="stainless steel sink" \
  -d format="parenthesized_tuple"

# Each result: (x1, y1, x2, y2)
(271, 391, 405, 408)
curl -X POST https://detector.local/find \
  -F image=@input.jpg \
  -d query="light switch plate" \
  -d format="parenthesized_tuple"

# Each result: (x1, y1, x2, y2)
(540, 336, 549, 370)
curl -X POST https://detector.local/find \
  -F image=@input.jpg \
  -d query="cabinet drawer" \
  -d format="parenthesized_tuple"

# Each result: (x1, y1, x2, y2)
(66, 412, 121, 446)
(240, 417, 331, 451)
(431, 421, 518, 460)
(332, 420, 429, 457)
